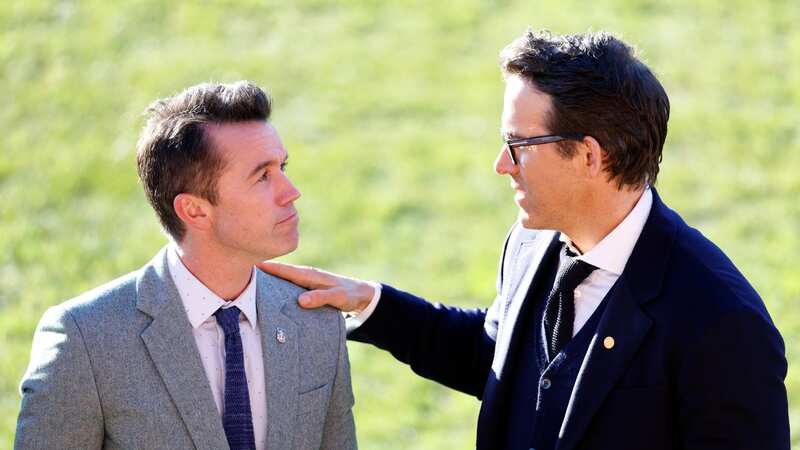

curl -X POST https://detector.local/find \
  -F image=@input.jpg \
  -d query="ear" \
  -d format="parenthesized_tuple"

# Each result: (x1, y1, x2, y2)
(574, 135, 605, 179)
(173, 193, 213, 233)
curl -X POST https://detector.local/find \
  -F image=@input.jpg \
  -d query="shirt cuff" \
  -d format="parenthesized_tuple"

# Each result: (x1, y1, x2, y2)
(344, 281, 382, 328)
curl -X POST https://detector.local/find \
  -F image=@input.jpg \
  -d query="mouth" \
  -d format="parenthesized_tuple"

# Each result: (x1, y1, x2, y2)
(276, 211, 299, 226)
(511, 181, 526, 206)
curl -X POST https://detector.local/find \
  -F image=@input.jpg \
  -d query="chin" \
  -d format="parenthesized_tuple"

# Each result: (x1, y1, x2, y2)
(270, 234, 300, 259)
(286, 228, 300, 250)
(518, 210, 545, 230)
(520, 217, 537, 229)
(284, 236, 300, 255)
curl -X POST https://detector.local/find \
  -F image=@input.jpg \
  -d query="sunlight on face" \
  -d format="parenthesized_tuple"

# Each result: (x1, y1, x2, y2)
(498, 75, 579, 230)
(205, 121, 301, 262)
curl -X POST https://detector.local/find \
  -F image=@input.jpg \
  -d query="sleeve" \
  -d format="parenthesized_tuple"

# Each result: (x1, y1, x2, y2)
(676, 306, 790, 450)
(15, 305, 104, 450)
(320, 313, 357, 450)
(348, 285, 495, 398)
(346, 224, 517, 399)
(344, 281, 382, 330)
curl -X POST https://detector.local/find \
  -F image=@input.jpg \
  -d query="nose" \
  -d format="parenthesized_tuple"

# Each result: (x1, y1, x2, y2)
(494, 144, 517, 176)
(277, 172, 301, 206)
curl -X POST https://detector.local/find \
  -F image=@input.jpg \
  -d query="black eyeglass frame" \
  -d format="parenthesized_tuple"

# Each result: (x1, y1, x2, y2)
(504, 133, 585, 164)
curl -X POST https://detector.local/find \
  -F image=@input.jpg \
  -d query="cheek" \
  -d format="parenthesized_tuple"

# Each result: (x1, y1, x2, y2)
(213, 208, 242, 236)
(227, 188, 275, 217)
(238, 208, 273, 232)
(213, 185, 284, 236)
(518, 163, 540, 191)
(214, 201, 264, 232)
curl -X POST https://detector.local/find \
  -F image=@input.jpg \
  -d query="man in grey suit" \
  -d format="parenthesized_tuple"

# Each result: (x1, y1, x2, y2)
(15, 81, 357, 450)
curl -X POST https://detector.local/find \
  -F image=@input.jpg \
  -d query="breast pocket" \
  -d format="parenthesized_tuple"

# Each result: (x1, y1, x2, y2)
(294, 384, 331, 450)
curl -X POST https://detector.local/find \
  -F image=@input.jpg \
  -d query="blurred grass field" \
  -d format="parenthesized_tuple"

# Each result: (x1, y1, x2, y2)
(2, 0, 799, 448)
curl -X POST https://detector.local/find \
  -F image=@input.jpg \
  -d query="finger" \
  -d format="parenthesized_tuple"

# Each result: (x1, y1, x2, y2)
(298, 288, 354, 311)
(256, 261, 332, 289)
(298, 290, 334, 309)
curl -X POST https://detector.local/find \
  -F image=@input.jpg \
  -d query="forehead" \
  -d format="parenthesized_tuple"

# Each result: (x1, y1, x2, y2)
(206, 121, 285, 167)
(501, 75, 553, 136)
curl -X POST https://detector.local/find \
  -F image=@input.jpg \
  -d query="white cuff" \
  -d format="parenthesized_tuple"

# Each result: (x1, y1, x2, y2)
(344, 281, 382, 328)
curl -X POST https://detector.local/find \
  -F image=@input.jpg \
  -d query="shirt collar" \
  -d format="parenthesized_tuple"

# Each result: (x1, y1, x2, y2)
(166, 245, 258, 329)
(559, 187, 653, 275)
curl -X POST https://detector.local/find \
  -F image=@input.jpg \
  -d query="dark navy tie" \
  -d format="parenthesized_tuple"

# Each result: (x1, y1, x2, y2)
(215, 306, 256, 450)
(543, 245, 597, 359)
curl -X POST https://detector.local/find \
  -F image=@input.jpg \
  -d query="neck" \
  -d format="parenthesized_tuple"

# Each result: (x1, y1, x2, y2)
(562, 186, 645, 254)
(174, 236, 254, 301)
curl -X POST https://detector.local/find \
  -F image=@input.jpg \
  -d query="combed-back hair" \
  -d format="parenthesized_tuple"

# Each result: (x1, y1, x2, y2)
(136, 81, 272, 240)
(500, 29, 670, 188)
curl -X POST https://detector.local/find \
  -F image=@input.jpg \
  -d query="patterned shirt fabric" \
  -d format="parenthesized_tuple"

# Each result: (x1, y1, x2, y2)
(167, 247, 267, 450)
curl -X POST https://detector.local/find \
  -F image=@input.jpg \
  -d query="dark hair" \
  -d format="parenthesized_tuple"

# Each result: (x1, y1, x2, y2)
(136, 81, 272, 241)
(500, 29, 670, 188)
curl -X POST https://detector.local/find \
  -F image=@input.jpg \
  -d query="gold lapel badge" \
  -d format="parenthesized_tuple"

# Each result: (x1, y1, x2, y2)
(603, 336, 615, 349)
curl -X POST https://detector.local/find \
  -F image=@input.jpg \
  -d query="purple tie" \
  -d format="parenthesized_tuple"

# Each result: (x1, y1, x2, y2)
(214, 306, 256, 450)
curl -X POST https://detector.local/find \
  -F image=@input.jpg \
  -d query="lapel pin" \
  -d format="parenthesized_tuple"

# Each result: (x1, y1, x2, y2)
(276, 328, 287, 344)
(603, 336, 615, 350)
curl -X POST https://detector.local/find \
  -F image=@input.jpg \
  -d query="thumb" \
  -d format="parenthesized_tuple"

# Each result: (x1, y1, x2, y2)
(297, 290, 339, 309)
(298, 291, 321, 308)
(297, 287, 352, 311)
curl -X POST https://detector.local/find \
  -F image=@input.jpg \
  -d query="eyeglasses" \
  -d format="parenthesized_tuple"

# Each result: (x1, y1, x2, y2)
(504, 133, 585, 164)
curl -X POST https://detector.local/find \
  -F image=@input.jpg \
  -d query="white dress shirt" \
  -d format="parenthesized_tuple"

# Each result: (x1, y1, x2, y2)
(350, 188, 653, 338)
(167, 247, 267, 450)
(560, 187, 652, 335)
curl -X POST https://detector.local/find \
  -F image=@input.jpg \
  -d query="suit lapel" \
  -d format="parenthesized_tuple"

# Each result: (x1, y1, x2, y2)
(555, 188, 678, 450)
(136, 248, 230, 450)
(256, 271, 300, 450)
(491, 230, 561, 379)
(555, 276, 652, 450)
(479, 230, 561, 447)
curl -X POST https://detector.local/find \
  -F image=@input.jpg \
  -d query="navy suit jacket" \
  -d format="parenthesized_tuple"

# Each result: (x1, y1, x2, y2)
(350, 189, 789, 450)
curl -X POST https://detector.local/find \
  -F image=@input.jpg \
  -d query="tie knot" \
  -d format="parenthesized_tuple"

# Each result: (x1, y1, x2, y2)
(214, 306, 242, 336)
(557, 247, 597, 292)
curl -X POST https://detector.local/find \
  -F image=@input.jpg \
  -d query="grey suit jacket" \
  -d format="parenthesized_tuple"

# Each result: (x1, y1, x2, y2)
(15, 247, 357, 450)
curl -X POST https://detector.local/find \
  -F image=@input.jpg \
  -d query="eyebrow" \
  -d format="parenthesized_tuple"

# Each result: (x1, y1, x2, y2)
(248, 154, 288, 179)
(500, 129, 523, 141)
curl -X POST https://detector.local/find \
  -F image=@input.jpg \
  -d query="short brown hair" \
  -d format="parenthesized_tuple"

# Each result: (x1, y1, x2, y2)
(500, 29, 670, 188)
(136, 81, 272, 241)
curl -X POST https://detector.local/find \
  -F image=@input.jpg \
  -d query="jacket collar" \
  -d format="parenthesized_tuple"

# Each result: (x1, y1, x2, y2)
(135, 248, 304, 450)
(135, 247, 231, 450)
(136, 248, 300, 450)
(255, 270, 302, 450)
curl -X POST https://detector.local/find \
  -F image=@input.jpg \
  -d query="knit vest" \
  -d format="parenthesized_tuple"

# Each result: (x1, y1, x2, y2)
(504, 250, 608, 450)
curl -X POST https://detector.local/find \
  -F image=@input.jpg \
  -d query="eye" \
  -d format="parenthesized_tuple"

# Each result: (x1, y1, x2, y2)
(258, 171, 269, 182)
(280, 161, 288, 172)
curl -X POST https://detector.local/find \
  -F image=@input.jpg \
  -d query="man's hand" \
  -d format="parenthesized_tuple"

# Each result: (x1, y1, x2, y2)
(256, 262, 376, 314)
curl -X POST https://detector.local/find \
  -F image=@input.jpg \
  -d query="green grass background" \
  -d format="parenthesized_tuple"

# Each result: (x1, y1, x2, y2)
(2, 0, 799, 448)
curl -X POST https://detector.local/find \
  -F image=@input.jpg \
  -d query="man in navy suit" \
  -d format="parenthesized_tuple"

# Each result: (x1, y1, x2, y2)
(260, 29, 789, 449)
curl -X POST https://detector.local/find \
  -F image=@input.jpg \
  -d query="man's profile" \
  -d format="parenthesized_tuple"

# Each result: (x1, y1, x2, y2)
(260, 30, 790, 450)
(15, 81, 356, 450)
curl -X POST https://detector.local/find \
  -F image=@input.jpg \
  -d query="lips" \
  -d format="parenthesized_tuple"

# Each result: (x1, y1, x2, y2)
(512, 182, 526, 207)
(276, 211, 298, 226)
